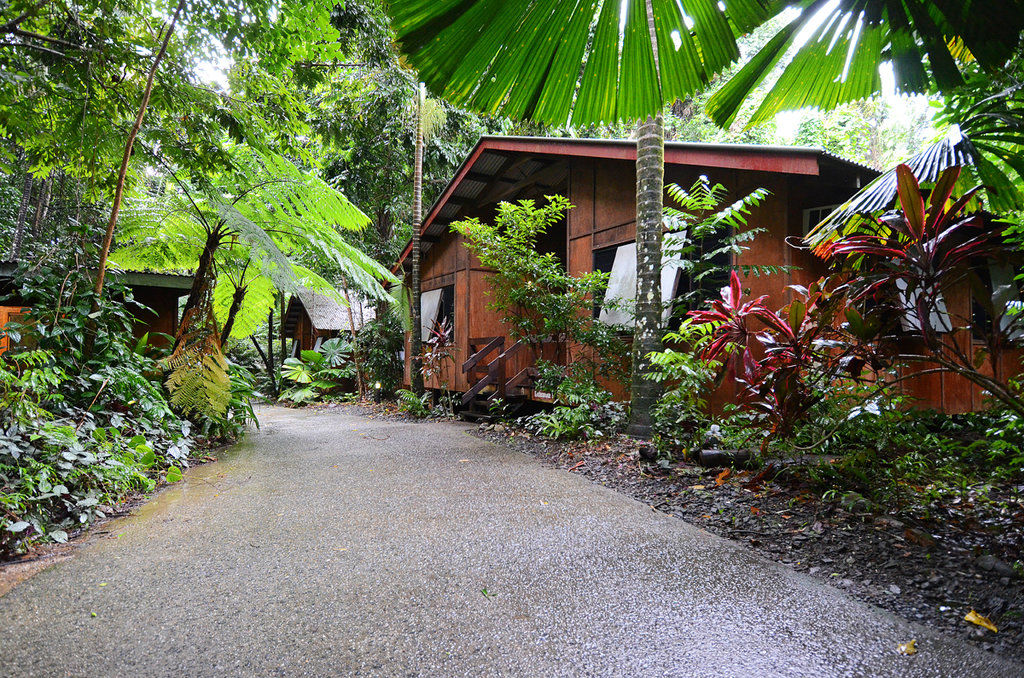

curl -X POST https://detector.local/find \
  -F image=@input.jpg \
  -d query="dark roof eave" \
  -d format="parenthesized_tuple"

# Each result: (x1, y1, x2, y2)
(391, 136, 879, 272)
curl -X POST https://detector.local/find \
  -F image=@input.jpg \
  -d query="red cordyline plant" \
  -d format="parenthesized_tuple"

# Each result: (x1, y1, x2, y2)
(818, 164, 1024, 417)
(689, 271, 884, 443)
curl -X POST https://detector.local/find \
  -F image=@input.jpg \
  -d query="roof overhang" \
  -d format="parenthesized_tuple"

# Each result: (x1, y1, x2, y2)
(392, 136, 878, 273)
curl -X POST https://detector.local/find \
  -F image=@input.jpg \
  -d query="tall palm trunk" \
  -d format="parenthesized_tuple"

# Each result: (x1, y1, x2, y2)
(628, 0, 665, 438)
(410, 84, 426, 395)
(627, 114, 665, 438)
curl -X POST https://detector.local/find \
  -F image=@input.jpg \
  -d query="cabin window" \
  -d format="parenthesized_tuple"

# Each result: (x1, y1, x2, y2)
(595, 242, 637, 326)
(896, 279, 952, 334)
(972, 263, 1024, 341)
(421, 285, 455, 344)
(593, 240, 699, 327)
(803, 205, 841, 235)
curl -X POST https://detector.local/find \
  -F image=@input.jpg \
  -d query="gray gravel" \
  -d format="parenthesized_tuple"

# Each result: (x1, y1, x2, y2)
(0, 407, 1020, 677)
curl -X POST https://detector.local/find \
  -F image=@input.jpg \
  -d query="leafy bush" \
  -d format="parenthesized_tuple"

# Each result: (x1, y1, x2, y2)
(452, 196, 628, 382)
(646, 323, 720, 457)
(688, 271, 887, 446)
(522, 362, 626, 439)
(280, 338, 356, 404)
(355, 312, 404, 396)
(0, 349, 196, 557)
(0, 255, 253, 557)
(819, 164, 1024, 416)
(396, 388, 431, 418)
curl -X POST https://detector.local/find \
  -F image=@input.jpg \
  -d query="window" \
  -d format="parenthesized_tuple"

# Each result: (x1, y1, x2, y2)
(420, 285, 455, 344)
(593, 240, 699, 327)
(596, 242, 636, 326)
(896, 279, 952, 334)
(803, 205, 841, 236)
(972, 263, 1024, 341)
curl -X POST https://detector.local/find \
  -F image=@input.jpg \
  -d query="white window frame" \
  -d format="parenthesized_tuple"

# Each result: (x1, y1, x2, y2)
(420, 288, 443, 341)
(803, 205, 841, 236)
(599, 242, 637, 326)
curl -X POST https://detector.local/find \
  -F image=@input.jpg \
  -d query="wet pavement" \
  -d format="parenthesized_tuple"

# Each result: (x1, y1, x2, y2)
(0, 407, 1020, 677)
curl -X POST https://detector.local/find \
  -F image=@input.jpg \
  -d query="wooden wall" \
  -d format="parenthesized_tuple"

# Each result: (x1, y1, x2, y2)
(405, 152, 1001, 414)
(128, 285, 180, 345)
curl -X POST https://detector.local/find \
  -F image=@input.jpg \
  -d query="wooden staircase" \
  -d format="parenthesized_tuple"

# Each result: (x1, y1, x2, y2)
(459, 337, 537, 422)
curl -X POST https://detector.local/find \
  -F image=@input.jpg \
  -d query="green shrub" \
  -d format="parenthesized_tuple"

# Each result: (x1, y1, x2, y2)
(281, 338, 356, 404)
(523, 362, 626, 439)
(396, 389, 431, 418)
(355, 312, 404, 396)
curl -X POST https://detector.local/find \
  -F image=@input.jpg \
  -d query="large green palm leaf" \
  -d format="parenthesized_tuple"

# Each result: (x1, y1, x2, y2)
(389, 0, 1023, 128)
(707, 0, 1024, 128)
(388, 0, 773, 124)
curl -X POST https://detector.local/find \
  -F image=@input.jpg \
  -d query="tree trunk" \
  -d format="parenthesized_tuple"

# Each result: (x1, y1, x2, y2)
(251, 334, 278, 399)
(219, 282, 247, 346)
(410, 84, 426, 395)
(342, 287, 366, 398)
(173, 230, 221, 351)
(31, 177, 51, 238)
(267, 308, 277, 395)
(9, 173, 33, 260)
(279, 293, 287, 363)
(92, 0, 184, 300)
(627, 113, 665, 438)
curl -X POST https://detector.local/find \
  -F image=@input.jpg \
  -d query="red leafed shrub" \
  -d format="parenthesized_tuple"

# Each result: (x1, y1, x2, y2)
(689, 271, 884, 443)
(819, 164, 1024, 417)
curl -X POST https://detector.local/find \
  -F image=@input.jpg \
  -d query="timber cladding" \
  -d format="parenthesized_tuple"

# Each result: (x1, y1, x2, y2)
(394, 136, 1006, 414)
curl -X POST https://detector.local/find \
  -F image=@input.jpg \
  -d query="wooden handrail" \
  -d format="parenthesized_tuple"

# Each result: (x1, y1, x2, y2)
(506, 366, 538, 390)
(496, 339, 524, 362)
(461, 336, 503, 374)
(461, 362, 498, 406)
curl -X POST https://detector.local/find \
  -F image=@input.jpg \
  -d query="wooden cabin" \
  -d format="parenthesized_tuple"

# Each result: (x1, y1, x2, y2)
(283, 288, 375, 355)
(393, 135, 995, 414)
(0, 263, 190, 351)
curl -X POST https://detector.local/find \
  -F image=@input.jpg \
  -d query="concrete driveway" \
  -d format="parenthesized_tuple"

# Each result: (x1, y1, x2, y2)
(0, 407, 1019, 677)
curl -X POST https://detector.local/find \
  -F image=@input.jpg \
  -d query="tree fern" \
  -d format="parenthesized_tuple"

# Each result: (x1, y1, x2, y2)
(164, 271, 231, 420)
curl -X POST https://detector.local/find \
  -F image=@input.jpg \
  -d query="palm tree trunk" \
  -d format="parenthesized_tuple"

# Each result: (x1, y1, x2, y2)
(279, 293, 287, 363)
(410, 84, 426, 396)
(627, 113, 665, 438)
(266, 308, 278, 397)
(9, 173, 33, 260)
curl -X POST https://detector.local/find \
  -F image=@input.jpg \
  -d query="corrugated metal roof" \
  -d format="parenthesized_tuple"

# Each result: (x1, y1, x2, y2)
(294, 289, 375, 332)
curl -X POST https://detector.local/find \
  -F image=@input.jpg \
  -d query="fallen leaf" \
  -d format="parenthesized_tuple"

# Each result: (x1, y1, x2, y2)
(98, 582, 107, 587)
(897, 639, 917, 655)
(715, 469, 731, 485)
(965, 610, 998, 633)
(691, 485, 706, 490)
(458, 459, 471, 463)
(750, 507, 761, 515)
(700, 514, 712, 519)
